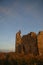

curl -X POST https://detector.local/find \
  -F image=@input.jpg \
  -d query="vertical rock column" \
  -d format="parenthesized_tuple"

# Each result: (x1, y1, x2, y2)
(15, 30, 23, 53)
(37, 31, 43, 55)
(29, 32, 39, 56)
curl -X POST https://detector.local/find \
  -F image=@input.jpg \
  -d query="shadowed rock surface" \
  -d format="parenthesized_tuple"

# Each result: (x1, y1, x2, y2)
(22, 32, 39, 55)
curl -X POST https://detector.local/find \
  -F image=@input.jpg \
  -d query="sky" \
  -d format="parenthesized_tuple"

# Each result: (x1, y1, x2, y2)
(0, 0, 43, 51)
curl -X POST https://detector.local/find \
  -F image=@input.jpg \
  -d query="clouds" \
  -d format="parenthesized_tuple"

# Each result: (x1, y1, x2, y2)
(0, 0, 43, 30)
(0, 0, 43, 31)
(0, 7, 10, 15)
(0, 0, 16, 16)
(0, 0, 43, 18)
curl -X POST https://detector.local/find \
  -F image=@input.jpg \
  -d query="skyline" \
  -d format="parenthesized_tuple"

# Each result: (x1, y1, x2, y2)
(0, 0, 43, 51)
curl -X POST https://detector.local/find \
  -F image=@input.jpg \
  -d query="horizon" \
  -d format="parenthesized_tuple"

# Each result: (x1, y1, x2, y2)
(0, 0, 43, 51)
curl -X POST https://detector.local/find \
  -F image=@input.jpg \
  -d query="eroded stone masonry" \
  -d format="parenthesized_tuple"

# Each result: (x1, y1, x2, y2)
(15, 30, 43, 56)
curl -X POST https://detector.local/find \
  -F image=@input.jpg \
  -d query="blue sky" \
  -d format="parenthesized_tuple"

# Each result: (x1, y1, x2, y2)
(0, 0, 43, 51)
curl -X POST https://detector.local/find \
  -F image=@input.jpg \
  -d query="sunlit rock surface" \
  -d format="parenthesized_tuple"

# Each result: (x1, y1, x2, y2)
(37, 31, 43, 55)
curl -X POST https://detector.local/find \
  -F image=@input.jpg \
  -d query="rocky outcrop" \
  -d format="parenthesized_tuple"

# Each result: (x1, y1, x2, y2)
(37, 31, 43, 55)
(22, 32, 39, 55)
(15, 30, 22, 53)
(15, 31, 39, 56)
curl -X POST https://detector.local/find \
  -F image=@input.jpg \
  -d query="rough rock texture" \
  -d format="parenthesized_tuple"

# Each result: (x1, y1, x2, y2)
(15, 31, 39, 56)
(15, 31, 23, 53)
(22, 32, 39, 55)
(37, 31, 43, 55)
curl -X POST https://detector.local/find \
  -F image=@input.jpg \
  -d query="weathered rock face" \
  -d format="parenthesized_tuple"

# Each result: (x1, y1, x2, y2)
(15, 31, 39, 56)
(15, 31, 23, 53)
(22, 32, 39, 55)
(15, 31, 22, 53)
(37, 31, 43, 55)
